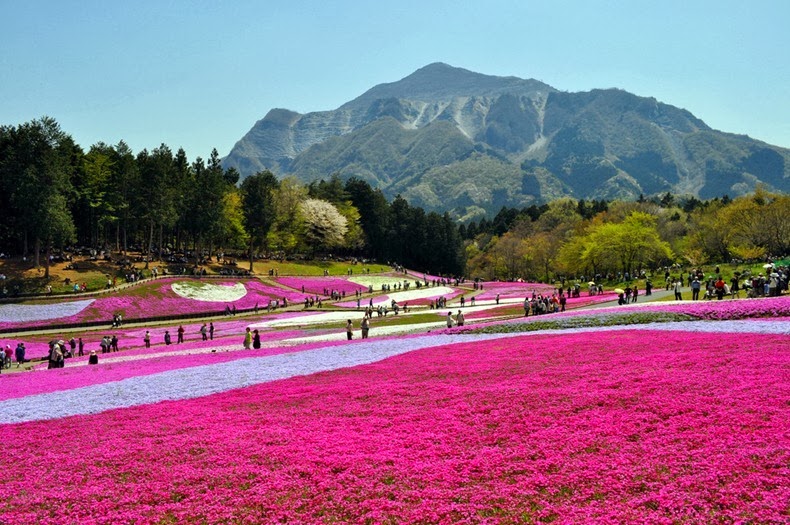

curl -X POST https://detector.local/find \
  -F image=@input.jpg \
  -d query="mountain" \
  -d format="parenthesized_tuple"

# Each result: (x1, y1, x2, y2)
(223, 63, 790, 218)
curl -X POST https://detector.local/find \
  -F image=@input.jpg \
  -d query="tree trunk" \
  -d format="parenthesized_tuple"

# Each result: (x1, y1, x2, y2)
(158, 224, 163, 262)
(146, 220, 154, 269)
(249, 238, 254, 273)
(34, 237, 41, 268)
(44, 242, 51, 279)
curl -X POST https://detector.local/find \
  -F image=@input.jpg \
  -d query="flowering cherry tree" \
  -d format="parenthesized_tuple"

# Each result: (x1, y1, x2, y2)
(300, 198, 348, 253)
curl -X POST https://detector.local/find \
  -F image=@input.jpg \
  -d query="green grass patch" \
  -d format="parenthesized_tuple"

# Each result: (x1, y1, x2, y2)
(250, 261, 390, 276)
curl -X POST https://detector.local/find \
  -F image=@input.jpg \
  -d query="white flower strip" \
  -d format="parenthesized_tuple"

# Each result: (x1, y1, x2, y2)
(0, 299, 94, 323)
(171, 282, 247, 302)
(360, 286, 457, 306)
(0, 333, 509, 424)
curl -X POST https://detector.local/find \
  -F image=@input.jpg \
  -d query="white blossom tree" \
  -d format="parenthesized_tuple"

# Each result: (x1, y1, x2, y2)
(300, 198, 348, 253)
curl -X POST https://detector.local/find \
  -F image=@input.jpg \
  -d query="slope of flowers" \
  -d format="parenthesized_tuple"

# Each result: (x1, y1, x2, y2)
(335, 286, 460, 307)
(274, 276, 367, 295)
(463, 295, 790, 331)
(0, 299, 95, 325)
(474, 280, 555, 300)
(630, 295, 790, 319)
(0, 278, 311, 330)
(1, 329, 788, 524)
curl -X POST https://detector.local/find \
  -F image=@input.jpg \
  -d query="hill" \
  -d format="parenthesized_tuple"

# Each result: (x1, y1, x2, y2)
(223, 63, 790, 217)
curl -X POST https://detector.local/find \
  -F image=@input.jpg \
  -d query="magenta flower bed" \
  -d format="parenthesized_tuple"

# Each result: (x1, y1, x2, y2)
(474, 281, 556, 300)
(274, 276, 367, 296)
(633, 295, 790, 319)
(2, 329, 788, 524)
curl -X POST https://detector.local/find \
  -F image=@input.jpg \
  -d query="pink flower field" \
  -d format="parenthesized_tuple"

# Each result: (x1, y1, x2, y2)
(474, 281, 556, 300)
(274, 276, 367, 296)
(1, 327, 788, 524)
(0, 278, 311, 330)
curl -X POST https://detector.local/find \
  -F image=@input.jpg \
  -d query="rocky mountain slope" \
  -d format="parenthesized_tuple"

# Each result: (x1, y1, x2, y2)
(223, 63, 790, 217)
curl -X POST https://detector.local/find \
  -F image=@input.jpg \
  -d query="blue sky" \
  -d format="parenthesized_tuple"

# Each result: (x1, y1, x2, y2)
(2, 0, 788, 159)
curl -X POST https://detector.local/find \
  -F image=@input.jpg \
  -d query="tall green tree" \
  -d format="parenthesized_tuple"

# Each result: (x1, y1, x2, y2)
(240, 170, 279, 271)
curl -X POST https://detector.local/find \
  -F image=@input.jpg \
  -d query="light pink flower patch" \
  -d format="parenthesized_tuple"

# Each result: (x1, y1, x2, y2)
(1, 329, 787, 524)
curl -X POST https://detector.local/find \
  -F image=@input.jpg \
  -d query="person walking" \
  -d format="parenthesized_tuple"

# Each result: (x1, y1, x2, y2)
(78, 337, 85, 356)
(200, 323, 208, 341)
(346, 320, 354, 340)
(691, 278, 701, 300)
(252, 329, 261, 349)
(243, 327, 252, 349)
(674, 279, 683, 301)
(446, 311, 455, 328)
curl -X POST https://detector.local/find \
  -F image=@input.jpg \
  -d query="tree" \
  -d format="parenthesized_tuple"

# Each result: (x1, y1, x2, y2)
(585, 212, 674, 275)
(80, 144, 116, 247)
(136, 145, 178, 263)
(240, 170, 278, 270)
(345, 177, 391, 261)
(268, 178, 307, 254)
(0, 118, 78, 276)
(300, 198, 348, 254)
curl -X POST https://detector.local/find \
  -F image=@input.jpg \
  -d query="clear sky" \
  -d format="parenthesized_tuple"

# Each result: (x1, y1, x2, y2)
(2, 0, 788, 159)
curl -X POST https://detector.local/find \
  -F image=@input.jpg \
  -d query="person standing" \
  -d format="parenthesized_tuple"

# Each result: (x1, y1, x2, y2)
(200, 323, 208, 341)
(15, 343, 26, 367)
(209, 322, 215, 340)
(446, 312, 455, 328)
(361, 316, 370, 339)
(674, 279, 683, 301)
(456, 310, 465, 327)
(691, 278, 701, 300)
(495, 293, 500, 305)
(144, 331, 151, 348)
(164, 330, 172, 345)
(88, 350, 99, 365)
(346, 320, 354, 340)
(111, 335, 119, 352)
(252, 329, 261, 349)
(243, 327, 252, 349)
(177, 325, 185, 344)
(78, 337, 85, 356)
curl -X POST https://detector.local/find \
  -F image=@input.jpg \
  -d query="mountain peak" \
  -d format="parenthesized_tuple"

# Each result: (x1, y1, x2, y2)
(342, 63, 554, 110)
